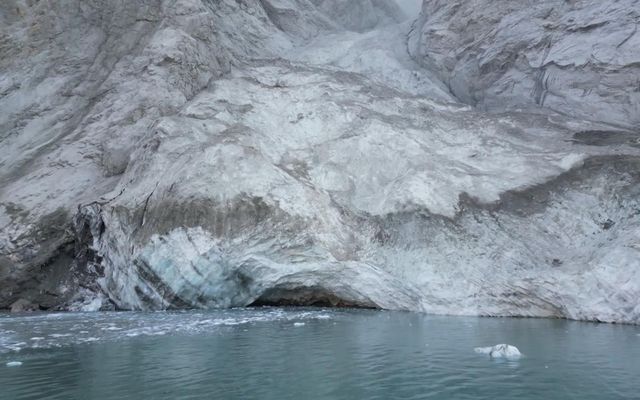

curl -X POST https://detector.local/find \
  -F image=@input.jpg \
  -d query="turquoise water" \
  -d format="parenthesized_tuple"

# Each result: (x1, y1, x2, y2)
(1, 309, 639, 399)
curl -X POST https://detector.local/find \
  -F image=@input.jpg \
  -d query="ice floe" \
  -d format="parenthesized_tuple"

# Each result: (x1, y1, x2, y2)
(474, 344, 522, 359)
(6, 361, 22, 367)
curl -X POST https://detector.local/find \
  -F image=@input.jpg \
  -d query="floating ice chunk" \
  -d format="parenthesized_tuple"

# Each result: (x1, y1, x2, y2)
(293, 322, 305, 327)
(6, 361, 23, 367)
(474, 344, 522, 359)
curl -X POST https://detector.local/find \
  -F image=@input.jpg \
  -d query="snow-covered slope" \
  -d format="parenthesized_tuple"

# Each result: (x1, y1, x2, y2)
(1, 0, 639, 323)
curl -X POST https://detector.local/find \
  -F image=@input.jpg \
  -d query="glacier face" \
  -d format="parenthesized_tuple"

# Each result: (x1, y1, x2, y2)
(1, 0, 639, 323)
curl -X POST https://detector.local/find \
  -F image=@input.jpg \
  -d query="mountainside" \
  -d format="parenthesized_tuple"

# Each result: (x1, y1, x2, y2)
(409, 0, 640, 128)
(1, 0, 639, 323)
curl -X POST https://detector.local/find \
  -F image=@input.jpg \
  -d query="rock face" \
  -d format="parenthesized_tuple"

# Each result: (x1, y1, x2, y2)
(310, 0, 406, 32)
(9, 299, 38, 313)
(408, 0, 640, 129)
(1, 0, 639, 323)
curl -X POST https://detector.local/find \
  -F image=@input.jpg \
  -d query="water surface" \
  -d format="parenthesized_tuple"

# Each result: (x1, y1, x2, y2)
(1, 309, 638, 399)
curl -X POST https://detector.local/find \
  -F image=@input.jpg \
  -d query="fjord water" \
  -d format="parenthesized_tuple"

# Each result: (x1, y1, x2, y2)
(1, 309, 638, 400)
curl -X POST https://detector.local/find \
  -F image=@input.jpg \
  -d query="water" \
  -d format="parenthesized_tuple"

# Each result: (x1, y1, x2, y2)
(1, 309, 638, 400)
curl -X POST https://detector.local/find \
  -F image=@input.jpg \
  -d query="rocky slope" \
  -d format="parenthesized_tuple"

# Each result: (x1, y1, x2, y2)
(1, 0, 639, 323)
(408, 0, 640, 128)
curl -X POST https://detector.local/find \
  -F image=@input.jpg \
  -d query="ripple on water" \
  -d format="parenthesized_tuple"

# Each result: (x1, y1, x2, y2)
(0, 309, 334, 353)
(1, 310, 639, 400)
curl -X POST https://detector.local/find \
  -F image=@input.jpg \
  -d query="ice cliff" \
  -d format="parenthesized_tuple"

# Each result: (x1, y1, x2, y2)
(1, 0, 639, 323)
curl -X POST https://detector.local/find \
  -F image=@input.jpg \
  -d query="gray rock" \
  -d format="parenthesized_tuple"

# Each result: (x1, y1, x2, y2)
(310, 0, 405, 32)
(408, 0, 640, 129)
(10, 299, 38, 313)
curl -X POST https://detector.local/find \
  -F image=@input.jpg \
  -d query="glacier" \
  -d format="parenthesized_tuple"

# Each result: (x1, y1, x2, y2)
(0, 0, 639, 323)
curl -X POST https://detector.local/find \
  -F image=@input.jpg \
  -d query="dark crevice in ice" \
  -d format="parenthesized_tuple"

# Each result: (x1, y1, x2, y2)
(249, 287, 380, 309)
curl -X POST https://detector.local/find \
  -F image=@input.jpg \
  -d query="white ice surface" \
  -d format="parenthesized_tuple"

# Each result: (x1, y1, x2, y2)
(475, 344, 522, 359)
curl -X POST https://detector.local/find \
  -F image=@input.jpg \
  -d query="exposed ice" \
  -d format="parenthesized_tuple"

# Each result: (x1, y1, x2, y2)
(475, 344, 522, 359)
(79, 297, 105, 312)
(6, 361, 22, 367)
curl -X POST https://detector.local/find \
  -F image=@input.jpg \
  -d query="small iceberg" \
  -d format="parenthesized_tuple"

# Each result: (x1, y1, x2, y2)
(293, 322, 305, 327)
(474, 344, 522, 359)
(6, 361, 23, 367)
